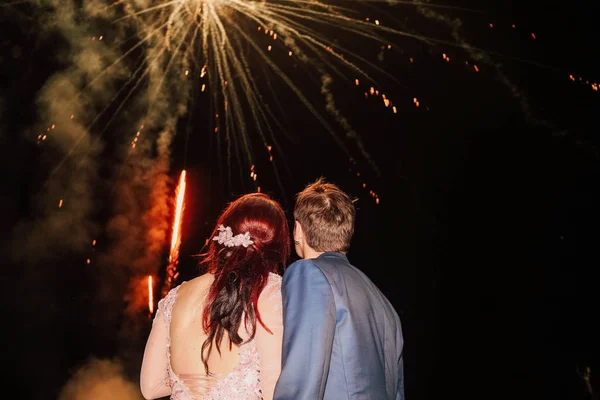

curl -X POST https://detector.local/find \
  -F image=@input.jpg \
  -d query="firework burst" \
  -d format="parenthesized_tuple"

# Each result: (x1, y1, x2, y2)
(29, 0, 470, 188)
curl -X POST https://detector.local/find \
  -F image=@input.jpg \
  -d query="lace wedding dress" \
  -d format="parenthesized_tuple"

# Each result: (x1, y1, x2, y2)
(140, 273, 283, 400)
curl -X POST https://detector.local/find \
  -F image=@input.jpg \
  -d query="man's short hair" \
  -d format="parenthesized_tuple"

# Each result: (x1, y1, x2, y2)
(294, 177, 356, 252)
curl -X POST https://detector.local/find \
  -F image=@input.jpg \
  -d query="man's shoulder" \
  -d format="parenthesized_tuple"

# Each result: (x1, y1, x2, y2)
(285, 256, 346, 274)
(283, 259, 339, 289)
(284, 258, 322, 275)
(287, 257, 357, 290)
(281, 259, 334, 299)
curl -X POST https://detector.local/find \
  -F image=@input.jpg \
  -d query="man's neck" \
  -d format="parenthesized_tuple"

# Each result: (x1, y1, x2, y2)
(303, 248, 325, 260)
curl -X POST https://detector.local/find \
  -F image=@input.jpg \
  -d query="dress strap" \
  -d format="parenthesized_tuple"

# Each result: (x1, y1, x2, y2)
(154, 284, 183, 329)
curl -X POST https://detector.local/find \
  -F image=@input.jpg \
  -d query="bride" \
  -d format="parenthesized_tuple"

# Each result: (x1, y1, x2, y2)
(140, 193, 290, 400)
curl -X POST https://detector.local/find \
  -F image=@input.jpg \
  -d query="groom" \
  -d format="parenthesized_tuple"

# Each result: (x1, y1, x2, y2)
(274, 178, 405, 400)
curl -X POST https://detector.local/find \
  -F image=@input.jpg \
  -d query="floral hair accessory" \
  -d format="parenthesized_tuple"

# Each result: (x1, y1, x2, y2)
(213, 225, 254, 248)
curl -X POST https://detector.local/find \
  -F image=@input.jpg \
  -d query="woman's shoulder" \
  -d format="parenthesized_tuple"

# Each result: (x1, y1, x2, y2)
(259, 273, 282, 306)
(267, 271, 282, 282)
(265, 272, 282, 290)
(186, 272, 215, 286)
(173, 273, 213, 302)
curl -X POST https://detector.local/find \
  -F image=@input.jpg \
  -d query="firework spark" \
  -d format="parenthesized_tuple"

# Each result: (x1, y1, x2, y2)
(20, 0, 590, 200)
(41, 0, 455, 187)
(147, 275, 154, 314)
(162, 169, 187, 297)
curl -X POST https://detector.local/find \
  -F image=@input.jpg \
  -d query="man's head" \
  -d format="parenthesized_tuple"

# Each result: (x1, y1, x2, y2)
(293, 177, 356, 258)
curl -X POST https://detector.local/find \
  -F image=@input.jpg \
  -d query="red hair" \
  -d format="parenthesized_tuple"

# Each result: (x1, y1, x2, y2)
(198, 193, 290, 374)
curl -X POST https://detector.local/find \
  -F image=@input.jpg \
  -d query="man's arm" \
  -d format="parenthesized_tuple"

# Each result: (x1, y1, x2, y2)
(396, 354, 405, 400)
(274, 260, 336, 400)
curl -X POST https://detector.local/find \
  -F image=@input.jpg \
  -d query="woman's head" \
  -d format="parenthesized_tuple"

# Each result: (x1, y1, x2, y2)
(199, 193, 290, 374)
(204, 192, 290, 272)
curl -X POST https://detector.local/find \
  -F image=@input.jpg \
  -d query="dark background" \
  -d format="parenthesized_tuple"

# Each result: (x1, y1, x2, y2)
(1, 0, 598, 399)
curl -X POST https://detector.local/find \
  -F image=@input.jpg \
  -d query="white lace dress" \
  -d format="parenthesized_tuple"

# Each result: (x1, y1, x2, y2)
(140, 273, 283, 400)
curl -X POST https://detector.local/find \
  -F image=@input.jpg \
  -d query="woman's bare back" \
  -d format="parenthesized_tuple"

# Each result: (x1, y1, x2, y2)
(169, 273, 244, 376)
(141, 272, 283, 400)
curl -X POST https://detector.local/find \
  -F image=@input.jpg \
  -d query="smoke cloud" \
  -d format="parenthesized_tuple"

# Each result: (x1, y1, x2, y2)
(58, 358, 142, 400)
(4, 0, 189, 396)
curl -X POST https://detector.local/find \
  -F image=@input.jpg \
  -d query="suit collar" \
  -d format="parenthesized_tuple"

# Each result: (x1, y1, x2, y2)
(317, 252, 348, 262)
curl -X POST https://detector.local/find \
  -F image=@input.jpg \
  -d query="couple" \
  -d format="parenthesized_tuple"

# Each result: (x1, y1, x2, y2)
(140, 178, 404, 400)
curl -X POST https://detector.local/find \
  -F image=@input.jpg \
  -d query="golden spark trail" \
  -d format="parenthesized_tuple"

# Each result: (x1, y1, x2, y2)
(25, 0, 582, 204)
(22, 0, 518, 195)
(162, 170, 187, 297)
(61, 0, 455, 183)
(148, 275, 154, 314)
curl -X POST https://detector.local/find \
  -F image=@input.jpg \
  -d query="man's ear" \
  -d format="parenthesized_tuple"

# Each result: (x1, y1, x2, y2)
(294, 220, 303, 239)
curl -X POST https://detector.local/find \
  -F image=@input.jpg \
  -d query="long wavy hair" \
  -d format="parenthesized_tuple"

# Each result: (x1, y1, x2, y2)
(198, 193, 290, 374)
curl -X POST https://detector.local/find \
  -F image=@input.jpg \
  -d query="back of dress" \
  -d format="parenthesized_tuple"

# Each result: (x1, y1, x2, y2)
(140, 273, 283, 400)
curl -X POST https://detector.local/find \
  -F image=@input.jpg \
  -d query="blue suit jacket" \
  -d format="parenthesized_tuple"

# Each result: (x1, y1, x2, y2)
(273, 252, 404, 400)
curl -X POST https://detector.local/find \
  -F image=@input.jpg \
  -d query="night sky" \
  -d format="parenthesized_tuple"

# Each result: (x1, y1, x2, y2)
(1, 1, 598, 399)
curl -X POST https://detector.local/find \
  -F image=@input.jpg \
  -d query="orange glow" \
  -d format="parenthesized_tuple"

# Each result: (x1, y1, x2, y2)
(148, 275, 154, 314)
